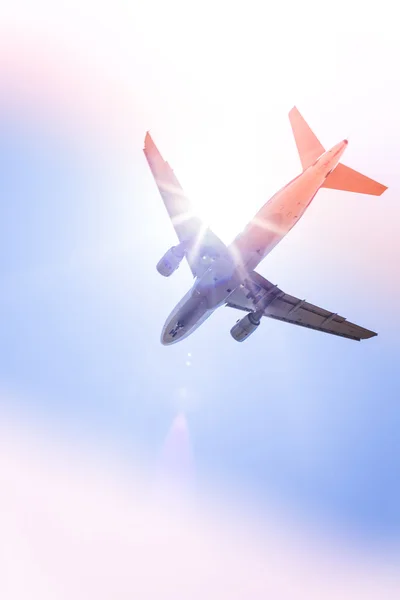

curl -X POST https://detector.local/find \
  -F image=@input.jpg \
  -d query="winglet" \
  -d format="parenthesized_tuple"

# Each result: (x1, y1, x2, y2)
(144, 131, 156, 152)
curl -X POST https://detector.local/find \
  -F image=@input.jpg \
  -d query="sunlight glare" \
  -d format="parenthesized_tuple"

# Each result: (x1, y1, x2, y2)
(173, 116, 291, 247)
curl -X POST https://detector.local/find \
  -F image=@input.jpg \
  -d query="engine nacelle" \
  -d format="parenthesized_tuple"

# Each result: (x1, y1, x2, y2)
(156, 243, 186, 277)
(230, 311, 261, 342)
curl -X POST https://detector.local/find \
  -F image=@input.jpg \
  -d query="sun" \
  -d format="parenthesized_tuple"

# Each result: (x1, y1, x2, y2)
(173, 114, 287, 249)
(179, 149, 258, 247)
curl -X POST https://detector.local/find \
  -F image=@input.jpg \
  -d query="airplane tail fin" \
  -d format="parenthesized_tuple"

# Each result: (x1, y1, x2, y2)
(289, 106, 325, 171)
(289, 106, 388, 197)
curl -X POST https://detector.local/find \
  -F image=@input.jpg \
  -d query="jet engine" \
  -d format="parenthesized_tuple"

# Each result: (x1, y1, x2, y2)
(230, 311, 262, 342)
(156, 242, 187, 277)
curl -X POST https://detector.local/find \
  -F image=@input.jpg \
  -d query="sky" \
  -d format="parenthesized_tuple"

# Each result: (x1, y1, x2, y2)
(1, 1, 400, 597)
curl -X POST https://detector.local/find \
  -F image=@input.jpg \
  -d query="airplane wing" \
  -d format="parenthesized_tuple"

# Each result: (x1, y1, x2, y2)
(226, 271, 377, 341)
(143, 132, 203, 243)
(143, 132, 226, 278)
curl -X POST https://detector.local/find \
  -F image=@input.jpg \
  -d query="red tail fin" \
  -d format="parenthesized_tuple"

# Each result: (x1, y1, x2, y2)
(289, 107, 388, 196)
(289, 106, 325, 170)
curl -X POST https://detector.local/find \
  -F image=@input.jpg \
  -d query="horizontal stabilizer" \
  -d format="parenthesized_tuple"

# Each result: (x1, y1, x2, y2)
(322, 163, 387, 196)
(289, 106, 325, 171)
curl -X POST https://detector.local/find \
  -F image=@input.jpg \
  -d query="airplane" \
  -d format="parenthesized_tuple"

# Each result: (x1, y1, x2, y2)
(143, 107, 387, 345)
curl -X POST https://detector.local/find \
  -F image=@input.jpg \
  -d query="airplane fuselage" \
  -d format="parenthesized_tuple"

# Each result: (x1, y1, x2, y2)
(161, 140, 348, 345)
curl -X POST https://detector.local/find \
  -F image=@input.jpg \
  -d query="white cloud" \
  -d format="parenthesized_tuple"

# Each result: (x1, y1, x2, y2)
(0, 408, 399, 599)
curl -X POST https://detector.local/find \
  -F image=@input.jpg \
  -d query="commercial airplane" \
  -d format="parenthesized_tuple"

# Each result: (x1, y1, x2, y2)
(143, 108, 387, 345)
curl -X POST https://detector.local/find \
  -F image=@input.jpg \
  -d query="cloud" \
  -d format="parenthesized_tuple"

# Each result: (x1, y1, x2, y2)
(157, 412, 194, 486)
(1, 407, 399, 599)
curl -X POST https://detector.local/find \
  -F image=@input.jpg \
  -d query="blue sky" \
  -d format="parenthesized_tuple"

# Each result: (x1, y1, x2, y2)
(1, 5, 400, 588)
(1, 88, 399, 547)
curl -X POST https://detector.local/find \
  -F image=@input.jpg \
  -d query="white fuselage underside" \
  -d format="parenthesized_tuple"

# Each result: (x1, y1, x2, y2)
(161, 140, 347, 345)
